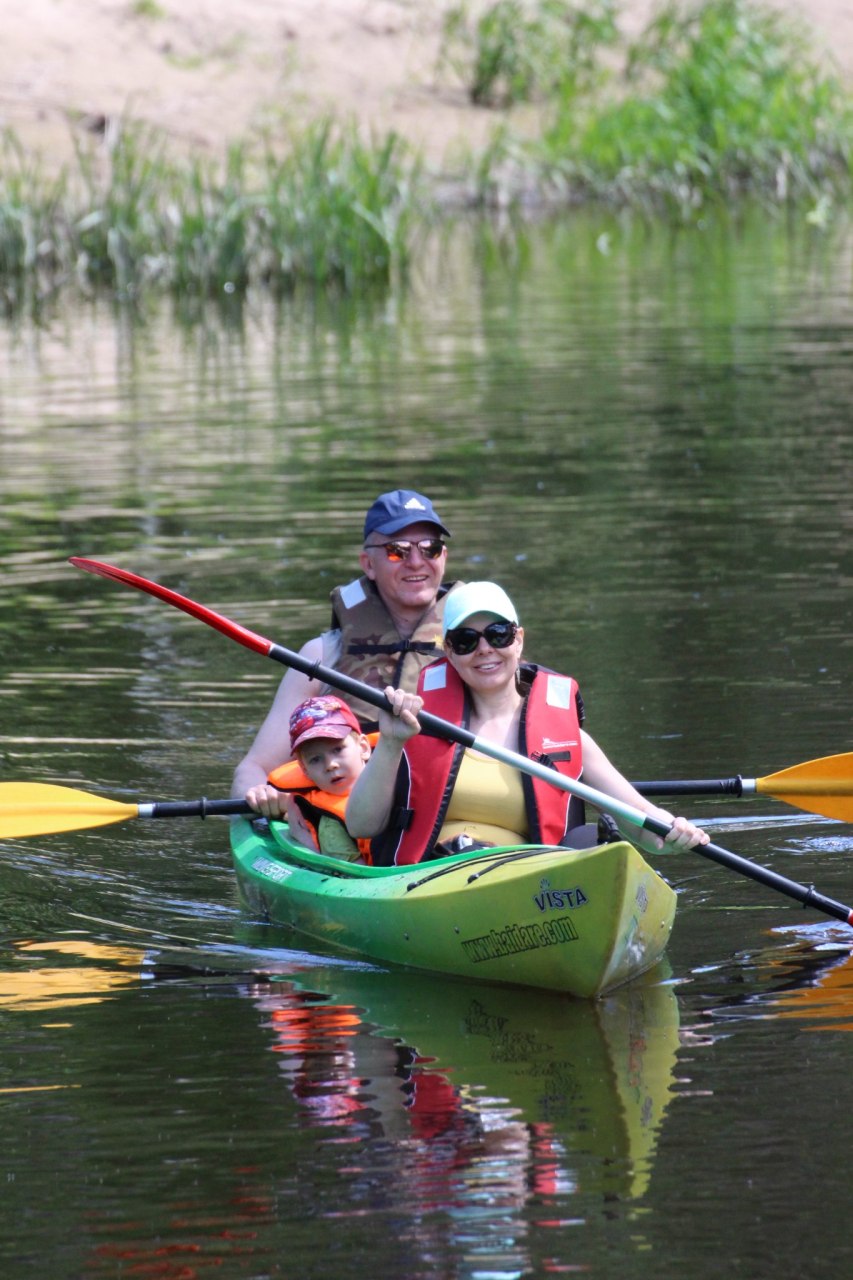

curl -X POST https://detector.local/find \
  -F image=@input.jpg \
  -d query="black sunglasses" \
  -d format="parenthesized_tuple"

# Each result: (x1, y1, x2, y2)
(364, 538, 446, 563)
(445, 620, 518, 656)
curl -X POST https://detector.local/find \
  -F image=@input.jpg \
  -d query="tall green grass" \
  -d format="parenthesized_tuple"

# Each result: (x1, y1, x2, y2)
(0, 119, 421, 309)
(535, 0, 852, 211)
(439, 0, 618, 107)
(0, 134, 70, 308)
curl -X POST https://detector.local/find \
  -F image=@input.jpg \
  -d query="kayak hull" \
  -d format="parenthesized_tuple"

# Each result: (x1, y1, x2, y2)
(230, 817, 677, 998)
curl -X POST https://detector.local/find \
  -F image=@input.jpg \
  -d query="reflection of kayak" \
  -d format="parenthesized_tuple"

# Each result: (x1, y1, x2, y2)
(230, 816, 677, 997)
(250, 957, 681, 1200)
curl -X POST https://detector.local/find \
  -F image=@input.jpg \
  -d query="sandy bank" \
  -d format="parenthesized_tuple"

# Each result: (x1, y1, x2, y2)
(1, 0, 851, 175)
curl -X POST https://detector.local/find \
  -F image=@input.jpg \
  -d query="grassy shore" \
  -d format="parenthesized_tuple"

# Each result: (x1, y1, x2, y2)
(0, 0, 849, 308)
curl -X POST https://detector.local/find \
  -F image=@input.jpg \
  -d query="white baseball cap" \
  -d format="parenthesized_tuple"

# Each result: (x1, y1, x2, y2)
(442, 582, 519, 637)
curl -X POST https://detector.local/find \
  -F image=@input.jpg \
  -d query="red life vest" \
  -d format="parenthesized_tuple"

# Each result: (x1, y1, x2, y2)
(267, 752, 376, 863)
(383, 661, 585, 865)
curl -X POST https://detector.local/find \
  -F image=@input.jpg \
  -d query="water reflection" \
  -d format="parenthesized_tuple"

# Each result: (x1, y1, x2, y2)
(0, 929, 682, 1275)
(0, 938, 143, 1012)
(233, 962, 679, 1276)
(681, 931, 853, 1036)
(759, 939, 853, 1032)
(244, 962, 681, 1208)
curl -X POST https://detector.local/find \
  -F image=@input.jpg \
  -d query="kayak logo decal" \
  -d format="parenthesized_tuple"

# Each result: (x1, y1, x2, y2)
(533, 878, 588, 912)
(461, 916, 579, 963)
(252, 856, 294, 884)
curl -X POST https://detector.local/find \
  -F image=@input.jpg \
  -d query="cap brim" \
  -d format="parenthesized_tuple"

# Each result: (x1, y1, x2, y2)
(442, 583, 519, 634)
(292, 724, 354, 752)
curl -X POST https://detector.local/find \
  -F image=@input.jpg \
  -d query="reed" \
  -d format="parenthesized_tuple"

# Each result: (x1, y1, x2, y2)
(439, 0, 618, 108)
(250, 122, 422, 293)
(0, 133, 71, 310)
(0, 118, 421, 307)
(535, 0, 852, 211)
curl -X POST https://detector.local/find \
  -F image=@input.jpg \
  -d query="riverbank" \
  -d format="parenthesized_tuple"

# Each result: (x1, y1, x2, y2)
(2, 0, 851, 176)
(1, 0, 850, 305)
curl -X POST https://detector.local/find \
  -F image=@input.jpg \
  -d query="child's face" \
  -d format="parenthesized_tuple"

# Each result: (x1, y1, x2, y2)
(297, 732, 370, 794)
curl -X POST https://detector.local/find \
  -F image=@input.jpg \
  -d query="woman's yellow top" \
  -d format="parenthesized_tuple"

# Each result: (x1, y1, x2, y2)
(438, 749, 528, 847)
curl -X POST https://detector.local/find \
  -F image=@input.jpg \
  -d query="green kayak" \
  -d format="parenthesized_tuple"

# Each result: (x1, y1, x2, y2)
(230, 816, 676, 997)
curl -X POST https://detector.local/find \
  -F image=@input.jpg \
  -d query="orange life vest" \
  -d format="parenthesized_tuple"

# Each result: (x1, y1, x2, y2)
(267, 749, 377, 862)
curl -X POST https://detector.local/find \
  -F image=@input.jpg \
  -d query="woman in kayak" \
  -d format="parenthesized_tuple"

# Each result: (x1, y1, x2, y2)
(345, 581, 710, 865)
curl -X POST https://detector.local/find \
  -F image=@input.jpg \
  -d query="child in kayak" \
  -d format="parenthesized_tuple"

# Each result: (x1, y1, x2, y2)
(265, 695, 374, 862)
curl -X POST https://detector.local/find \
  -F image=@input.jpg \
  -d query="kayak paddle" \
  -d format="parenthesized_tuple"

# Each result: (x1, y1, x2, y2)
(632, 753, 853, 824)
(8, 760, 846, 841)
(69, 557, 853, 927)
(0, 782, 249, 839)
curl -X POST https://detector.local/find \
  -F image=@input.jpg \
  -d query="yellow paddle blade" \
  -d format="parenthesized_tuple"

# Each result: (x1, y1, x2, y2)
(757, 753, 853, 823)
(0, 783, 140, 838)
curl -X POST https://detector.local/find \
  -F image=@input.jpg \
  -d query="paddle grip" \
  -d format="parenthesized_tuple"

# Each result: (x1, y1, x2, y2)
(633, 778, 744, 797)
(144, 799, 252, 819)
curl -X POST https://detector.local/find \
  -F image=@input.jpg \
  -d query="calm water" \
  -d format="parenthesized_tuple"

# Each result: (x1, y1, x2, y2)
(1, 208, 852, 1278)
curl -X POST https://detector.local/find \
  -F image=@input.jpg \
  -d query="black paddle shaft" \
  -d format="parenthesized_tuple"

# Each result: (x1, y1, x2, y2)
(268, 641, 479, 747)
(634, 778, 745, 796)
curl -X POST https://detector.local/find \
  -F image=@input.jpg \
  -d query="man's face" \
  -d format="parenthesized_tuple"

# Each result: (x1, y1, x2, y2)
(359, 521, 448, 615)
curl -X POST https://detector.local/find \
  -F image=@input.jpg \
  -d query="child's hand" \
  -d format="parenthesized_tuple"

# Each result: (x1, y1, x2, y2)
(244, 782, 288, 818)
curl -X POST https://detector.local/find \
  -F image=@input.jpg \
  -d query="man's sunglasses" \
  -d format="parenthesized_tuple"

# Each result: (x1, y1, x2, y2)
(364, 538, 446, 563)
(445, 620, 518, 656)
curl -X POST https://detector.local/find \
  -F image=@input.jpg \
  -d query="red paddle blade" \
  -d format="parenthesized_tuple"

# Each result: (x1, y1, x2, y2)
(69, 558, 273, 658)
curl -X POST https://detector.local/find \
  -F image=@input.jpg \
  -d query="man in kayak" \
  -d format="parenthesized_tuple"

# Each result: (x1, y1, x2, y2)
(345, 581, 710, 863)
(233, 488, 459, 816)
(267, 695, 374, 861)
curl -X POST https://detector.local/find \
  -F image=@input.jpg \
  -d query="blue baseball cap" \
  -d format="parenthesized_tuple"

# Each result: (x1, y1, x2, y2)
(363, 489, 451, 540)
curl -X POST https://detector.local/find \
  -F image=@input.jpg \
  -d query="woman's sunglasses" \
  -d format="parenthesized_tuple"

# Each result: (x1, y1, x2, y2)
(365, 538, 446, 563)
(445, 620, 518, 656)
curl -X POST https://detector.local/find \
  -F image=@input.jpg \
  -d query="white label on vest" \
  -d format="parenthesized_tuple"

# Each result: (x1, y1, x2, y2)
(422, 662, 449, 692)
(339, 578, 368, 609)
(545, 674, 573, 709)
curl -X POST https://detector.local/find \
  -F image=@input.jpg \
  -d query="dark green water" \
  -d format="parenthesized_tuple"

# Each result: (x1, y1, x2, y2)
(1, 208, 851, 1278)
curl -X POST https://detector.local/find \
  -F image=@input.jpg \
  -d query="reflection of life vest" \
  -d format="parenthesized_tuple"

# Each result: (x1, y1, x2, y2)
(267, 754, 375, 862)
(528, 1122, 572, 1197)
(329, 577, 460, 724)
(374, 661, 585, 865)
(405, 1066, 482, 1183)
(268, 1000, 364, 1122)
